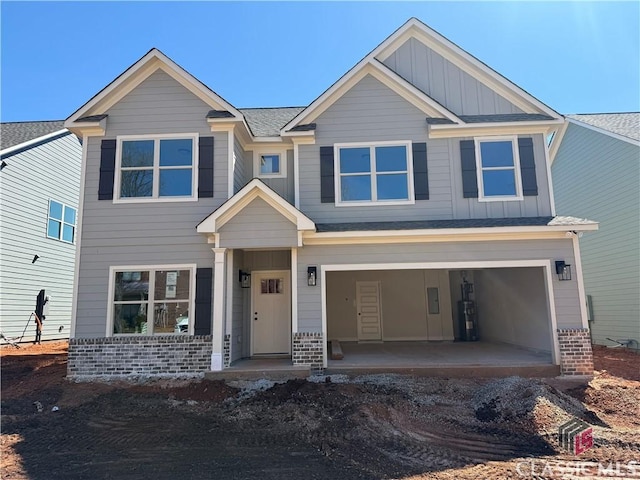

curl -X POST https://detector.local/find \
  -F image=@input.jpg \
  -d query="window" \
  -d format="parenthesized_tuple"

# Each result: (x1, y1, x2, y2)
(47, 200, 77, 243)
(110, 266, 195, 335)
(475, 137, 523, 201)
(335, 141, 414, 206)
(116, 135, 197, 201)
(254, 149, 287, 178)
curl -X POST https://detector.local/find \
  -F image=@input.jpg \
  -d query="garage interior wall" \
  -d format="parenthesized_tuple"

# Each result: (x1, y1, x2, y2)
(474, 267, 552, 353)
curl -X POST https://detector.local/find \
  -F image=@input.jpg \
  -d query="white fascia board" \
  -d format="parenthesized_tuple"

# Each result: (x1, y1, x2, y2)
(67, 49, 243, 124)
(566, 117, 640, 147)
(374, 19, 561, 119)
(428, 119, 564, 139)
(0, 129, 70, 157)
(196, 179, 316, 234)
(280, 130, 316, 138)
(548, 121, 569, 165)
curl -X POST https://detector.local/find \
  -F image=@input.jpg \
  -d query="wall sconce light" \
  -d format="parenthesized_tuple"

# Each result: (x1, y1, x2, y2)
(555, 261, 572, 281)
(238, 270, 251, 288)
(1, 161, 7, 171)
(307, 266, 317, 287)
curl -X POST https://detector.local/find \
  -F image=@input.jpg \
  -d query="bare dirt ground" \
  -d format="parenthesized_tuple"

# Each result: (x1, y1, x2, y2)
(1, 342, 639, 479)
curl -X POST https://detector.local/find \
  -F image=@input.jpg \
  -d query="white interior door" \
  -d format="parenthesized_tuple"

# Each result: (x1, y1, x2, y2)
(356, 281, 382, 341)
(424, 270, 454, 340)
(252, 270, 291, 355)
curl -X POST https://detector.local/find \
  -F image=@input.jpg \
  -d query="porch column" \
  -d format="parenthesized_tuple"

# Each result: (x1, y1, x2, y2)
(211, 247, 227, 371)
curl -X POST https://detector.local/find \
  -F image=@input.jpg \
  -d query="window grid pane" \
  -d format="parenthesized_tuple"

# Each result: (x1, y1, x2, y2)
(159, 139, 193, 167)
(482, 170, 517, 196)
(260, 155, 280, 175)
(376, 173, 409, 200)
(49, 201, 63, 220)
(340, 147, 371, 173)
(159, 168, 192, 196)
(480, 141, 514, 168)
(341, 175, 372, 201)
(375, 145, 407, 172)
(121, 169, 154, 197)
(47, 219, 61, 239)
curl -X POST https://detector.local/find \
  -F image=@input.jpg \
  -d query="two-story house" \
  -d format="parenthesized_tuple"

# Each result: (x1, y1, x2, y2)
(65, 18, 596, 378)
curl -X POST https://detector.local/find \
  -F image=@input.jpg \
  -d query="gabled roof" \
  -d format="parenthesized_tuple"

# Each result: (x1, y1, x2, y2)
(567, 113, 640, 143)
(283, 17, 559, 133)
(239, 107, 305, 137)
(65, 48, 244, 126)
(196, 179, 315, 234)
(0, 120, 66, 150)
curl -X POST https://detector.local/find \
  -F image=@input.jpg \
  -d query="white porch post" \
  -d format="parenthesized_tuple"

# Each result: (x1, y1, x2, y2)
(211, 247, 227, 371)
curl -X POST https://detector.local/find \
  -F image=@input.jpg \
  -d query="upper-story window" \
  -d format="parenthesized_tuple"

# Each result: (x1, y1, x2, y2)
(335, 141, 414, 206)
(475, 136, 523, 201)
(254, 148, 287, 179)
(115, 134, 198, 202)
(47, 200, 77, 243)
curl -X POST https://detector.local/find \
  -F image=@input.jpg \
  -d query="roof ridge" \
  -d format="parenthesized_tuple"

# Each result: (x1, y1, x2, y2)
(238, 106, 306, 110)
(1, 119, 65, 125)
(567, 112, 640, 116)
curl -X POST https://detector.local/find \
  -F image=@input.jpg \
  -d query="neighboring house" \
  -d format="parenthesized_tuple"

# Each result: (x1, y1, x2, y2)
(0, 121, 82, 343)
(550, 113, 639, 347)
(65, 18, 597, 378)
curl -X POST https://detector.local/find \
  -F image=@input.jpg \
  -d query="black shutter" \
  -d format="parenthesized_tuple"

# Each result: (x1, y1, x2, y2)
(320, 146, 335, 203)
(518, 137, 538, 196)
(98, 139, 116, 200)
(412, 142, 429, 200)
(460, 140, 478, 198)
(198, 136, 214, 198)
(194, 268, 213, 336)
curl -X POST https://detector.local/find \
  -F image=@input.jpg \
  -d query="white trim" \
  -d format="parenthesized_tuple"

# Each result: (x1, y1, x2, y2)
(542, 131, 557, 216)
(334, 140, 415, 207)
(253, 147, 288, 179)
(428, 120, 564, 139)
(320, 259, 561, 366)
(70, 134, 89, 339)
(373, 19, 560, 118)
(227, 130, 234, 198)
(0, 129, 70, 157)
(211, 248, 227, 371)
(548, 121, 568, 165)
(196, 178, 316, 234)
(225, 249, 234, 337)
(320, 266, 328, 368)
(65, 49, 243, 126)
(281, 60, 460, 133)
(293, 142, 300, 209)
(571, 233, 589, 330)
(566, 117, 640, 148)
(113, 133, 199, 204)
(105, 264, 197, 337)
(291, 248, 298, 333)
(474, 136, 523, 202)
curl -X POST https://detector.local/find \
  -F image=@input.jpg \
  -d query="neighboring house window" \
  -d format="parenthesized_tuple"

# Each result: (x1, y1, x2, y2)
(334, 141, 414, 206)
(116, 134, 198, 201)
(253, 149, 287, 178)
(47, 200, 76, 243)
(110, 266, 195, 335)
(475, 136, 523, 201)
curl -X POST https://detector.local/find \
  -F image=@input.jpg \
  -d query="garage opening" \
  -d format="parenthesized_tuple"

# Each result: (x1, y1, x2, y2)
(325, 267, 555, 368)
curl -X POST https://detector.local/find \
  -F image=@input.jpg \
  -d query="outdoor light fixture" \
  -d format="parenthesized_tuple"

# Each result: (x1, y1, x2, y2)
(555, 261, 572, 281)
(307, 266, 317, 287)
(0, 161, 7, 170)
(238, 270, 251, 288)
(32, 255, 40, 264)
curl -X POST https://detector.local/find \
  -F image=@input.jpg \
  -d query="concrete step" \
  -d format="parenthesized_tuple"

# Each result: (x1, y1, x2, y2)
(205, 366, 310, 381)
(324, 364, 561, 378)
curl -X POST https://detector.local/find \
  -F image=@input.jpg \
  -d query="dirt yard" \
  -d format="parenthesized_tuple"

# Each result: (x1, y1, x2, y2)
(1, 342, 639, 479)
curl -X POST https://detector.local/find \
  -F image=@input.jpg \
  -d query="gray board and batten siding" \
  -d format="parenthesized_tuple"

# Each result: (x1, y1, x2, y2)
(0, 133, 82, 341)
(75, 70, 228, 339)
(296, 239, 581, 334)
(382, 37, 524, 116)
(298, 73, 552, 224)
(552, 122, 640, 345)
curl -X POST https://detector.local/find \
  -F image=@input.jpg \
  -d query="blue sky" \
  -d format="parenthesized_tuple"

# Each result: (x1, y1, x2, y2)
(1, 2, 638, 122)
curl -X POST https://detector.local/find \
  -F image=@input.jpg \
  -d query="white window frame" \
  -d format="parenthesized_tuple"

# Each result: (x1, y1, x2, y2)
(334, 140, 415, 207)
(114, 133, 199, 203)
(253, 147, 287, 179)
(46, 199, 77, 244)
(106, 264, 197, 337)
(474, 135, 523, 202)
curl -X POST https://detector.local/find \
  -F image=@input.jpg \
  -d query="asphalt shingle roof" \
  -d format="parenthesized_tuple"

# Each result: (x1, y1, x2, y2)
(239, 107, 305, 137)
(1, 120, 66, 150)
(567, 113, 640, 142)
(316, 216, 596, 232)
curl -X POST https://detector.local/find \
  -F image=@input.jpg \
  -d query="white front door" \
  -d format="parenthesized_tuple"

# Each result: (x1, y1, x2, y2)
(356, 281, 382, 341)
(251, 270, 291, 355)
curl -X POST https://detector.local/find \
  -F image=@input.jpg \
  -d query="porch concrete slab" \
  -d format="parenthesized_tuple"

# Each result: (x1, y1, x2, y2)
(205, 358, 310, 381)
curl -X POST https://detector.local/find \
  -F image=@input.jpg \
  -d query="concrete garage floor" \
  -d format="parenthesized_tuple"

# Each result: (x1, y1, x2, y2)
(326, 341, 558, 377)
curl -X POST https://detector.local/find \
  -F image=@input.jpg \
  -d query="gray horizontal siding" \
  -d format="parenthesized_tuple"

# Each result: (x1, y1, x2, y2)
(299, 74, 551, 224)
(382, 37, 523, 116)
(233, 136, 247, 194)
(296, 238, 580, 333)
(218, 197, 297, 248)
(0, 133, 82, 342)
(552, 123, 640, 345)
(75, 70, 227, 338)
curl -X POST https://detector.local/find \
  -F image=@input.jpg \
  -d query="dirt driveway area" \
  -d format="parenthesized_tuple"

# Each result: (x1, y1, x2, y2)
(1, 342, 639, 479)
